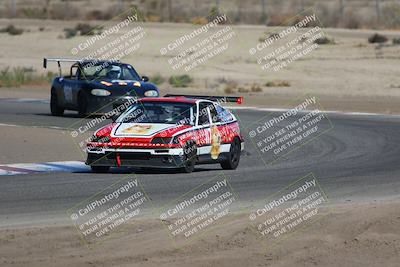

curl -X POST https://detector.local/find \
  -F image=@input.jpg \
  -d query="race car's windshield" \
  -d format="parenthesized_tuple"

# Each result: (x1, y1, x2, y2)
(81, 63, 141, 81)
(117, 102, 196, 125)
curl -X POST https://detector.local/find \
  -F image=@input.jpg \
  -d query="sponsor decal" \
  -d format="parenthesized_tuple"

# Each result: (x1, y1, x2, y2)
(210, 126, 221, 159)
(122, 124, 152, 134)
(100, 81, 113, 86)
(113, 123, 175, 137)
(64, 85, 73, 103)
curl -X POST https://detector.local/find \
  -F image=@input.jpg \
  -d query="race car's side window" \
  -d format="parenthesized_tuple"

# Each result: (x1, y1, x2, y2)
(70, 65, 79, 79)
(210, 104, 220, 124)
(198, 102, 210, 126)
(122, 68, 132, 80)
(189, 106, 196, 125)
(216, 105, 234, 123)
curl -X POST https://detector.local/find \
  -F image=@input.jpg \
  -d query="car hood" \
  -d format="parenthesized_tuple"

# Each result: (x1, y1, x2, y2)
(110, 123, 190, 138)
(90, 80, 158, 96)
(93, 79, 154, 87)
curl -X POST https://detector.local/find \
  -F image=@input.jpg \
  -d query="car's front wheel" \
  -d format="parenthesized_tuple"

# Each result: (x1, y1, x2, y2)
(220, 137, 241, 170)
(180, 142, 197, 173)
(91, 166, 110, 173)
(50, 91, 64, 116)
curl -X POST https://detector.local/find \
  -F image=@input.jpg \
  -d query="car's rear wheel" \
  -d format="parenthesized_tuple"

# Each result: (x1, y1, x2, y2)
(78, 92, 88, 117)
(220, 137, 241, 170)
(91, 166, 110, 173)
(50, 91, 64, 116)
(180, 142, 197, 173)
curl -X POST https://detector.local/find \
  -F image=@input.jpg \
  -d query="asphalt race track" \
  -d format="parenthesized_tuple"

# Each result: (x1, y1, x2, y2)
(1, 98, 400, 228)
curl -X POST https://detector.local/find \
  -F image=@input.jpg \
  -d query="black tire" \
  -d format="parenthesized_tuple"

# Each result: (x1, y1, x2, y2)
(220, 137, 241, 170)
(78, 92, 88, 117)
(180, 142, 197, 173)
(50, 91, 64, 116)
(91, 166, 110, 173)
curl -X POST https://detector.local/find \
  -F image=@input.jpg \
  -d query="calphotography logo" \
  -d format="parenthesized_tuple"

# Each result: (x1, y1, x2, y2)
(249, 10, 325, 72)
(160, 174, 238, 244)
(67, 177, 151, 244)
(2, 1, 400, 266)
(244, 96, 333, 165)
(66, 98, 138, 160)
(159, 10, 236, 72)
(250, 173, 329, 242)
(68, 7, 146, 65)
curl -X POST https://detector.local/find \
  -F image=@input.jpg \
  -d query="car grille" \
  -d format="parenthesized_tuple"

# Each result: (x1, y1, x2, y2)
(105, 152, 151, 160)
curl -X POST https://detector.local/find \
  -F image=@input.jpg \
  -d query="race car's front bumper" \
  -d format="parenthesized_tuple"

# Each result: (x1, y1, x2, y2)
(86, 148, 185, 168)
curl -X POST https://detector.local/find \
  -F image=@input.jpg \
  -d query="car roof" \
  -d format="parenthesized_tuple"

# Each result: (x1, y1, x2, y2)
(139, 97, 202, 104)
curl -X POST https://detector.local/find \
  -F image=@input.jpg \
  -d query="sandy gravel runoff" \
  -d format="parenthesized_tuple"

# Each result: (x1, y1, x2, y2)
(0, 201, 398, 267)
(0, 125, 81, 164)
(1, 19, 400, 114)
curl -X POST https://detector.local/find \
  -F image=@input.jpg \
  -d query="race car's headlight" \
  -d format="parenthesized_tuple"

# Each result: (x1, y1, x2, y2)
(91, 89, 111, 96)
(151, 137, 172, 144)
(144, 90, 159, 97)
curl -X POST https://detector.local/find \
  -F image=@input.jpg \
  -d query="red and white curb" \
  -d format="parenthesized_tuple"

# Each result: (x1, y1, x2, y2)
(0, 98, 49, 104)
(0, 161, 90, 176)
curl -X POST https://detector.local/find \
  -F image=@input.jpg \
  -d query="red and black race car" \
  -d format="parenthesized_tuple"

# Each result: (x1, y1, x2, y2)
(86, 95, 244, 173)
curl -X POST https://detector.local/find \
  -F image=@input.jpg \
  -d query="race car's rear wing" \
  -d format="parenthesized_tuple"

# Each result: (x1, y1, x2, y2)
(43, 58, 82, 69)
(43, 58, 84, 76)
(43, 57, 120, 76)
(164, 94, 243, 104)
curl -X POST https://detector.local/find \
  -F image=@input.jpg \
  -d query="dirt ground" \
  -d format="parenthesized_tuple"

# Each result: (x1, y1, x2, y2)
(1, 19, 400, 114)
(0, 125, 81, 164)
(0, 201, 399, 267)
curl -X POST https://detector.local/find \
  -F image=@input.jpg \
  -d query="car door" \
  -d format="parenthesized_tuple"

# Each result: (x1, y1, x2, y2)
(214, 104, 238, 144)
(208, 103, 225, 159)
(61, 65, 83, 109)
(194, 101, 214, 156)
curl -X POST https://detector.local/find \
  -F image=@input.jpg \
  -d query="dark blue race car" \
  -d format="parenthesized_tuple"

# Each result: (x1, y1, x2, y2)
(43, 58, 159, 117)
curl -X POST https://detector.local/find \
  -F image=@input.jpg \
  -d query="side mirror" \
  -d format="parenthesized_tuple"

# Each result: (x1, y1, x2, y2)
(141, 75, 149, 82)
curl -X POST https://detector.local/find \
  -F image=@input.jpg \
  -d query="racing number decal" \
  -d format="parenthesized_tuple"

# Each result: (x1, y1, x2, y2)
(64, 85, 73, 103)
